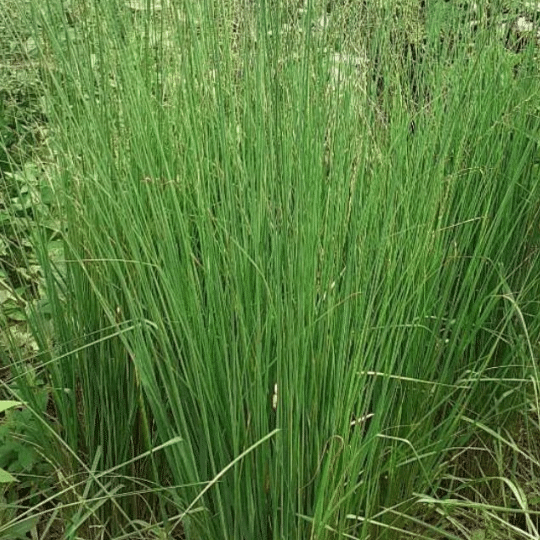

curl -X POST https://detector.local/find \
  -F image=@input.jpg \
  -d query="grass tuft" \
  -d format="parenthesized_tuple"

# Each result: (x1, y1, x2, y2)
(3, 0, 539, 538)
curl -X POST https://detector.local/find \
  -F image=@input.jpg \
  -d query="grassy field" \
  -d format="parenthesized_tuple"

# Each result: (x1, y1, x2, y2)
(1, 0, 540, 539)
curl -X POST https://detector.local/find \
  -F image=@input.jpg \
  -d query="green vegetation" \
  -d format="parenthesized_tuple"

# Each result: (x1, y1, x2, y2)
(1, 0, 540, 538)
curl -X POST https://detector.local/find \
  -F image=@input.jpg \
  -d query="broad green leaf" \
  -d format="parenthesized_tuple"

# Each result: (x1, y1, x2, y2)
(17, 446, 36, 470)
(0, 467, 17, 483)
(0, 515, 39, 539)
(0, 401, 22, 414)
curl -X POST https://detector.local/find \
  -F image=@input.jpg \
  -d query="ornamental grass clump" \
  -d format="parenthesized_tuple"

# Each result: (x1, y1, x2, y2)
(11, 0, 540, 538)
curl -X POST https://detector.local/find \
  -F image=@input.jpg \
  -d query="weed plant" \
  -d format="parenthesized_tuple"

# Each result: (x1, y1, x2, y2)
(4, 0, 540, 538)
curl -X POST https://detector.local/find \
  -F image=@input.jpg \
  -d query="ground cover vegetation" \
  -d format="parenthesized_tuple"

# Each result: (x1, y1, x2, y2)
(1, 0, 540, 538)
